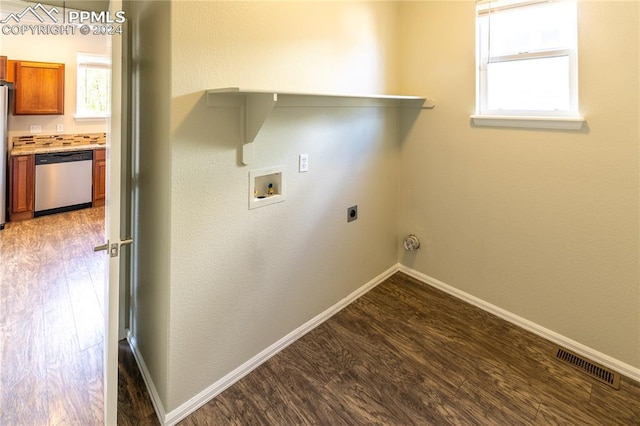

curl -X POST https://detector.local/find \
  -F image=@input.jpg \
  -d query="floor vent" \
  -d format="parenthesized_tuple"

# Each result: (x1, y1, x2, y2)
(554, 347, 620, 389)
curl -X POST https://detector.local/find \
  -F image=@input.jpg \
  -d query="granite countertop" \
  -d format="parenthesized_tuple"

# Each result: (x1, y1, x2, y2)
(10, 143, 106, 156)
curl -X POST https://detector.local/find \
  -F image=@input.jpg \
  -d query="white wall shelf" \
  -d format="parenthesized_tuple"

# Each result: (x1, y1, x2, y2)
(206, 87, 433, 165)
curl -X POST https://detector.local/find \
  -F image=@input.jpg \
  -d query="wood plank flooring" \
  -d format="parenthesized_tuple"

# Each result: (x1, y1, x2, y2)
(117, 339, 159, 425)
(4, 209, 639, 425)
(179, 273, 640, 425)
(0, 208, 156, 426)
(0, 208, 106, 425)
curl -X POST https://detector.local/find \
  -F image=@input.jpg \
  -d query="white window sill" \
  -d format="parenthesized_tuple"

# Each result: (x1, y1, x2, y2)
(74, 115, 109, 121)
(471, 115, 585, 130)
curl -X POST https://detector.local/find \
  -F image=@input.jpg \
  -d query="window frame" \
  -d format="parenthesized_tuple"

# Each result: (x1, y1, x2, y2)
(472, 0, 585, 130)
(75, 52, 111, 120)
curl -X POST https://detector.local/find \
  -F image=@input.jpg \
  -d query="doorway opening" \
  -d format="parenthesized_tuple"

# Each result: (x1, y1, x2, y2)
(0, 1, 112, 423)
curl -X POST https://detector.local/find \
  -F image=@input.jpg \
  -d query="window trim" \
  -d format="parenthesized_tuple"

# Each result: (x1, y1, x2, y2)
(473, 0, 584, 130)
(471, 114, 584, 130)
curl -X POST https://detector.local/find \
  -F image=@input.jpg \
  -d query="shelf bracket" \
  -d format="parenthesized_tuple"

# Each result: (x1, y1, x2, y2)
(242, 93, 277, 165)
(206, 89, 277, 165)
(206, 88, 431, 166)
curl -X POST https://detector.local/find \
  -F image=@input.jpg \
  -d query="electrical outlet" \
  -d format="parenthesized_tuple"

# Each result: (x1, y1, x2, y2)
(299, 154, 309, 172)
(347, 205, 358, 222)
(56, 124, 64, 133)
(29, 125, 41, 134)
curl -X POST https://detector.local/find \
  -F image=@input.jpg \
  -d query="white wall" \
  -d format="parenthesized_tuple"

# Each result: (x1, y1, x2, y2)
(167, 1, 400, 411)
(398, 1, 640, 369)
(0, 27, 108, 141)
(128, 0, 402, 413)
(130, 0, 640, 418)
(127, 0, 172, 407)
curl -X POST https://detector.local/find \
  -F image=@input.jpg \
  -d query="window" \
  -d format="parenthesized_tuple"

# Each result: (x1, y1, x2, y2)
(473, 0, 584, 129)
(76, 53, 110, 119)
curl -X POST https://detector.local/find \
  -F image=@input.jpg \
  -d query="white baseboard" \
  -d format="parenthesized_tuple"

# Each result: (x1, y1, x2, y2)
(397, 265, 640, 383)
(130, 263, 639, 426)
(157, 264, 398, 426)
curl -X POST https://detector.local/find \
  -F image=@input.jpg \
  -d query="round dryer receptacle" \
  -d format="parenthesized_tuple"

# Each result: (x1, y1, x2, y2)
(403, 234, 421, 251)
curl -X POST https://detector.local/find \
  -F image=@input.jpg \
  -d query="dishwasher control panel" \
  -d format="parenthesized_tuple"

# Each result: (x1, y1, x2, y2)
(35, 150, 93, 165)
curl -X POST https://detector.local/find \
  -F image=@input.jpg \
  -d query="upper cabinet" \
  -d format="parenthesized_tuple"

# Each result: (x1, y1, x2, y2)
(0, 57, 14, 83)
(0, 56, 6, 81)
(14, 61, 65, 115)
(5, 60, 16, 83)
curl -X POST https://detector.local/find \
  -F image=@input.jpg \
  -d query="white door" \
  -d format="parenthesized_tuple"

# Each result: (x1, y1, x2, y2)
(103, 0, 126, 423)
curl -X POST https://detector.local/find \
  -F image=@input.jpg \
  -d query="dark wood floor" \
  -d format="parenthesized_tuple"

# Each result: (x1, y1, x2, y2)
(0, 208, 158, 426)
(3, 210, 639, 425)
(177, 273, 640, 425)
(118, 339, 159, 425)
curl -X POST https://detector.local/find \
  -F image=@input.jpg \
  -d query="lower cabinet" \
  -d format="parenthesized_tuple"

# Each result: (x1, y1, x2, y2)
(10, 154, 35, 222)
(93, 148, 106, 207)
(9, 148, 106, 222)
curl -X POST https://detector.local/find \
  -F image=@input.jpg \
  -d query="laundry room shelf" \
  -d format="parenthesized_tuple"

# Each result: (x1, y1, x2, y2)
(206, 87, 433, 165)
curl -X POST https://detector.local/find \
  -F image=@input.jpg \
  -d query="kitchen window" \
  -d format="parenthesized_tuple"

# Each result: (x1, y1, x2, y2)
(76, 52, 110, 119)
(471, 0, 584, 129)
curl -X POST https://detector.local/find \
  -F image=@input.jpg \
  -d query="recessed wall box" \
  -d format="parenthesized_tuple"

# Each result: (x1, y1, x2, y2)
(249, 166, 285, 209)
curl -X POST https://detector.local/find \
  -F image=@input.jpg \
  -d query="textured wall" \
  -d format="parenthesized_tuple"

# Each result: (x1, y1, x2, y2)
(398, 1, 640, 368)
(127, 0, 172, 406)
(167, 1, 401, 411)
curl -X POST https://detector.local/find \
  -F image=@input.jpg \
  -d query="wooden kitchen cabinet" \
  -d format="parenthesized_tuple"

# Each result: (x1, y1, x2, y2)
(10, 155, 35, 221)
(93, 149, 106, 207)
(5, 60, 16, 83)
(14, 61, 64, 115)
(0, 57, 15, 82)
(0, 56, 6, 81)
(0, 57, 15, 84)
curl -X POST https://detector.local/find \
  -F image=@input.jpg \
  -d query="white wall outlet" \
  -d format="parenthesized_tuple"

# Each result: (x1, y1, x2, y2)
(29, 125, 42, 134)
(299, 154, 309, 172)
(56, 124, 64, 133)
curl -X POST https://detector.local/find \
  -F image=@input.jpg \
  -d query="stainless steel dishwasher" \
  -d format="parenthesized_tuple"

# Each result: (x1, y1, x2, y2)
(34, 150, 93, 217)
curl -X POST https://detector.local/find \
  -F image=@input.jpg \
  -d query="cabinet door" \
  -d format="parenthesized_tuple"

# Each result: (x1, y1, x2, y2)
(0, 56, 6, 81)
(10, 155, 35, 221)
(93, 149, 106, 207)
(5, 60, 15, 83)
(14, 61, 64, 115)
